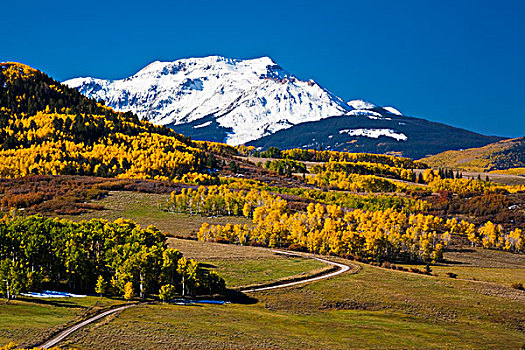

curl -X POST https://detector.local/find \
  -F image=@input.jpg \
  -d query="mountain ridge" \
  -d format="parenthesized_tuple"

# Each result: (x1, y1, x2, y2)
(64, 55, 504, 157)
(246, 114, 504, 160)
(64, 55, 359, 145)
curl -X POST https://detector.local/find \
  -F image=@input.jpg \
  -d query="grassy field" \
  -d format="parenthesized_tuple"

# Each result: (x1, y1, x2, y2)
(2, 245, 525, 350)
(0, 297, 124, 347)
(16, 236, 521, 350)
(399, 247, 525, 288)
(59, 257, 525, 350)
(168, 238, 329, 288)
(60, 191, 251, 238)
(4, 191, 524, 349)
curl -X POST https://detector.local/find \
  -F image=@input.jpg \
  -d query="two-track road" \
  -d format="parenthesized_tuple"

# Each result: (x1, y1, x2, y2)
(39, 304, 136, 349)
(38, 249, 354, 348)
(241, 250, 352, 292)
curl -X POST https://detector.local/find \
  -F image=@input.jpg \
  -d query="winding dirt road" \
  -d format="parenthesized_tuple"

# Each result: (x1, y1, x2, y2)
(241, 250, 352, 292)
(39, 304, 135, 349)
(37, 250, 353, 348)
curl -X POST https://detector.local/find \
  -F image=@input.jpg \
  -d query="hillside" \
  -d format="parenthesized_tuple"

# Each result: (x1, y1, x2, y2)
(423, 137, 525, 173)
(0, 62, 222, 182)
(246, 113, 503, 159)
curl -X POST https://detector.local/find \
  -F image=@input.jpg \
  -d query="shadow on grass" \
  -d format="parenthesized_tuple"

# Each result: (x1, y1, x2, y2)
(445, 247, 476, 253)
(199, 262, 217, 269)
(224, 289, 258, 305)
(439, 259, 468, 265)
(18, 297, 88, 308)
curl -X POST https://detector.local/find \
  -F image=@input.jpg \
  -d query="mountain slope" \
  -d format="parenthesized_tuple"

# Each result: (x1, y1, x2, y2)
(64, 56, 355, 145)
(246, 113, 503, 159)
(422, 137, 525, 172)
(0, 62, 206, 180)
(64, 55, 504, 156)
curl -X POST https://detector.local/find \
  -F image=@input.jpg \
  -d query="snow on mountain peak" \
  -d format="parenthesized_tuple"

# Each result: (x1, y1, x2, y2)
(347, 99, 377, 110)
(383, 106, 403, 116)
(64, 56, 350, 145)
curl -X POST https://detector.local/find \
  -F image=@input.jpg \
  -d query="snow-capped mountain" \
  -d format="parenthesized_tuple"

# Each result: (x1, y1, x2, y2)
(64, 55, 501, 157)
(65, 56, 366, 145)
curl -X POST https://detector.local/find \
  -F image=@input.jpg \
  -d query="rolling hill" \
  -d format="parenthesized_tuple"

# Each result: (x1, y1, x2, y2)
(0, 62, 206, 180)
(422, 137, 525, 173)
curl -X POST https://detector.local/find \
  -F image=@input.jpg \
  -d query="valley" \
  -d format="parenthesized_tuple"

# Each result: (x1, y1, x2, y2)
(0, 61, 524, 350)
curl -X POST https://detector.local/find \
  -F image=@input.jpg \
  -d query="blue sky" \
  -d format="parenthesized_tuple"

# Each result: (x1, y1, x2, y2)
(3, 0, 524, 137)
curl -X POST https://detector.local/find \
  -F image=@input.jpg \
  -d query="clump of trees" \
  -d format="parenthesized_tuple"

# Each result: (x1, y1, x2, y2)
(421, 169, 525, 194)
(198, 200, 450, 263)
(311, 161, 415, 182)
(265, 159, 307, 176)
(168, 185, 276, 218)
(268, 187, 430, 214)
(469, 221, 524, 252)
(0, 215, 225, 300)
(0, 111, 206, 180)
(191, 189, 524, 260)
(307, 171, 400, 193)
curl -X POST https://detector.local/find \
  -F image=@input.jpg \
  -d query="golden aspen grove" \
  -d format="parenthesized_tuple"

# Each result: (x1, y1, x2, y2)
(0, 63, 207, 181)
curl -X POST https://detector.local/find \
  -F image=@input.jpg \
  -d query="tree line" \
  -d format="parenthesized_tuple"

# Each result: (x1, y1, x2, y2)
(0, 215, 225, 300)
(235, 145, 423, 169)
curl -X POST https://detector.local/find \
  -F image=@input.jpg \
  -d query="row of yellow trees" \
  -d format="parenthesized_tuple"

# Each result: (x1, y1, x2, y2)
(168, 185, 277, 218)
(235, 145, 421, 169)
(472, 221, 524, 252)
(307, 171, 399, 193)
(169, 186, 524, 261)
(311, 161, 415, 182)
(422, 169, 525, 194)
(198, 201, 449, 262)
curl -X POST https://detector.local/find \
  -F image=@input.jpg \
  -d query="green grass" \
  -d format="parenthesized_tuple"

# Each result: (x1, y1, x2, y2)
(167, 238, 330, 288)
(61, 262, 525, 349)
(205, 257, 328, 288)
(431, 266, 525, 286)
(0, 297, 123, 347)
(60, 191, 251, 237)
(398, 247, 525, 286)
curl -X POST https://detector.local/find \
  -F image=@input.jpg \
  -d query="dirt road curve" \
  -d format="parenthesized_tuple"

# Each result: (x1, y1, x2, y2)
(40, 304, 135, 349)
(38, 250, 351, 348)
(241, 250, 351, 293)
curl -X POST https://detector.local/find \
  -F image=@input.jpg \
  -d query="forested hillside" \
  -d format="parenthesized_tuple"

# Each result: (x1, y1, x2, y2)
(246, 114, 503, 159)
(423, 137, 525, 174)
(0, 62, 205, 180)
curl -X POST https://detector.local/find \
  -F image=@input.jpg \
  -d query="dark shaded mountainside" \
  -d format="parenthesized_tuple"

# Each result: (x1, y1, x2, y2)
(423, 137, 525, 172)
(245, 112, 503, 159)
